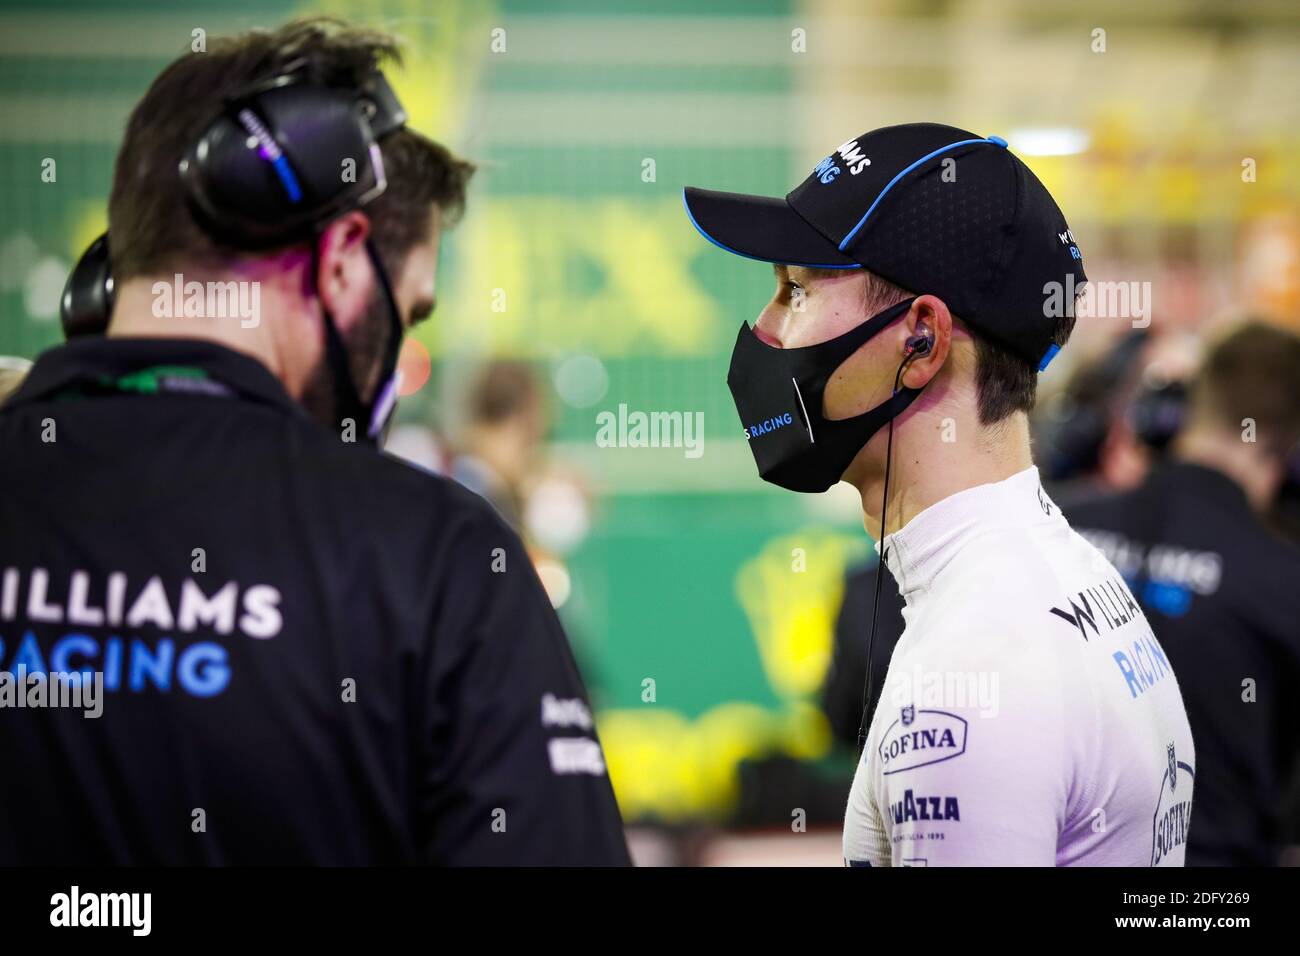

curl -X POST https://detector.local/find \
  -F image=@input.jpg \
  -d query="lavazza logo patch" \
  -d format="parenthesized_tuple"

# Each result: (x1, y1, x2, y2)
(877, 706, 968, 775)
(889, 789, 961, 825)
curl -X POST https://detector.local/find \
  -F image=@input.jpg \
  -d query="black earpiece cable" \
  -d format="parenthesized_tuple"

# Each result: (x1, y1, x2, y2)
(856, 338, 928, 751)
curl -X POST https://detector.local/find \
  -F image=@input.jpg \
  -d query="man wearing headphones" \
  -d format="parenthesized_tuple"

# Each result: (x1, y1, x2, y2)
(684, 124, 1195, 865)
(1065, 321, 1300, 865)
(0, 19, 629, 865)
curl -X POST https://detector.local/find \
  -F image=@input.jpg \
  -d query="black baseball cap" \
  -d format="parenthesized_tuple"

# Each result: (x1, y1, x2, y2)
(683, 123, 1086, 370)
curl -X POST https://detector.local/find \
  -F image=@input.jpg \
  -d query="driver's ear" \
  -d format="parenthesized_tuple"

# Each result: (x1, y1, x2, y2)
(901, 294, 952, 389)
(314, 211, 373, 330)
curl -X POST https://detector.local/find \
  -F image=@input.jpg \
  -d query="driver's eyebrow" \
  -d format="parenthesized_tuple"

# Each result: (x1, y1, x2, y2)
(789, 266, 843, 282)
(782, 265, 822, 284)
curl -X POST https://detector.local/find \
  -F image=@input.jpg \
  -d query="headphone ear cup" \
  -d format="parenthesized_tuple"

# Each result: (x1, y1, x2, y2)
(1129, 379, 1187, 452)
(60, 233, 114, 339)
(181, 83, 381, 248)
(1038, 399, 1108, 481)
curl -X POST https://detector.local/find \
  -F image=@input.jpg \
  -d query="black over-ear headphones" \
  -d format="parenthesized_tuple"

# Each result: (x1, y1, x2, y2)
(60, 233, 115, 339)
(59, 63, 408, 338)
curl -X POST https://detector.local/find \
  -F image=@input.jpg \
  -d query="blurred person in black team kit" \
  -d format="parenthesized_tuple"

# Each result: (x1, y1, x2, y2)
(0, 19, 628, 865)
(1067, 321, 1300, 865)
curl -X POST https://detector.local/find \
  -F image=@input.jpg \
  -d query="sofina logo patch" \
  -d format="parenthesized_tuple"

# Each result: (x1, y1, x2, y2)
(877, 708, 968, 775)
(1151, 741, 1193, 865)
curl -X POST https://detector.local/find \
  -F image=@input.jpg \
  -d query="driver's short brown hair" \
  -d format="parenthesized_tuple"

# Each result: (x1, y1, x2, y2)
(851, 269, 1075, 425)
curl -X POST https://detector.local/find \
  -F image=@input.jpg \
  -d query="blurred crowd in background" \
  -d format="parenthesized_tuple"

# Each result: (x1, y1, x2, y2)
(2, 0, 1299, 865)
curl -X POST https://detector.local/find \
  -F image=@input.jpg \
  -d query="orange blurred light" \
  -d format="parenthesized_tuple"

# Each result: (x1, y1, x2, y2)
(397, 338, 432, 396)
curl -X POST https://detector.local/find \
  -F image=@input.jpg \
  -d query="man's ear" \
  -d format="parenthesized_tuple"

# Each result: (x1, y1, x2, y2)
(901, 294, 953, 389)
(314, 210, 373, 331)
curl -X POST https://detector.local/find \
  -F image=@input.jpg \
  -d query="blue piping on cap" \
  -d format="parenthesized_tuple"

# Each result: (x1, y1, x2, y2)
(1038, 343, 1061, 372)
(271, 155, 303, 203)
(838, 135, 1006, 251)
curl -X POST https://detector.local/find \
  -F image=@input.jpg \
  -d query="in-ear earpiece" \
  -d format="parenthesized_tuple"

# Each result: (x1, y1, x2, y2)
(905, 332, 933, 357)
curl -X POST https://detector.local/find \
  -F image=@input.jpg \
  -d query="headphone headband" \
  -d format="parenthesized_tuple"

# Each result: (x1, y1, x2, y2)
(61, 67, 408, 338)
(180, 67, 407, 249)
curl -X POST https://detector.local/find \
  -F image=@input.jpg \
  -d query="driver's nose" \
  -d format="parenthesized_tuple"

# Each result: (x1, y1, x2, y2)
(753, 302, 785, 348)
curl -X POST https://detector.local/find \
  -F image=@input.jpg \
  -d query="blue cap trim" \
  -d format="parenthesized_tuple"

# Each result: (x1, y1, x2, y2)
(1037, 343, 1061, 372)
(271, 155, 303, 203)
(838, 136, 1005, 252)
(681, 188, 861, 270)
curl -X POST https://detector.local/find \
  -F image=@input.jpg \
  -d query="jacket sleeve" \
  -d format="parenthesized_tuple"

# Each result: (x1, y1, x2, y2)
(417, 502, 630, 866)
(843, 752, 892, 867)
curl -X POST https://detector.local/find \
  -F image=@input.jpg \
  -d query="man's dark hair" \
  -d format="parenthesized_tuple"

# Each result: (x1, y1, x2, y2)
(1192, 320, 1300, 456)
(852, 270, 1075, 425)
(108, 17, 474, 280)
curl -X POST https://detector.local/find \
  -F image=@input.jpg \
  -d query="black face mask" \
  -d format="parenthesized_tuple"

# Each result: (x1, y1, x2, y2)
(314, 239, 405, 446)
(727, 297, 921, 493)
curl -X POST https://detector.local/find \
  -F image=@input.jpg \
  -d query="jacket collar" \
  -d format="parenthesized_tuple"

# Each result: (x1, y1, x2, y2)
(7, 336, 301, 414)
(881, 466, 1063, 600)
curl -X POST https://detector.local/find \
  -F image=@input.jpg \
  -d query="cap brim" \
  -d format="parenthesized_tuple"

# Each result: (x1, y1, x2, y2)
(682, 187, 859, 269)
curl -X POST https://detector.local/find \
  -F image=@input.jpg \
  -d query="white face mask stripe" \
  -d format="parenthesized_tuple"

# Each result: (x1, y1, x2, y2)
(792, 377, 815, 444)
(367, 370, 402, 441)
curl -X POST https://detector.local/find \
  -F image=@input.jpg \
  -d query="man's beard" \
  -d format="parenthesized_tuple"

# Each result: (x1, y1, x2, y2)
(300, 287, 393, 431)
